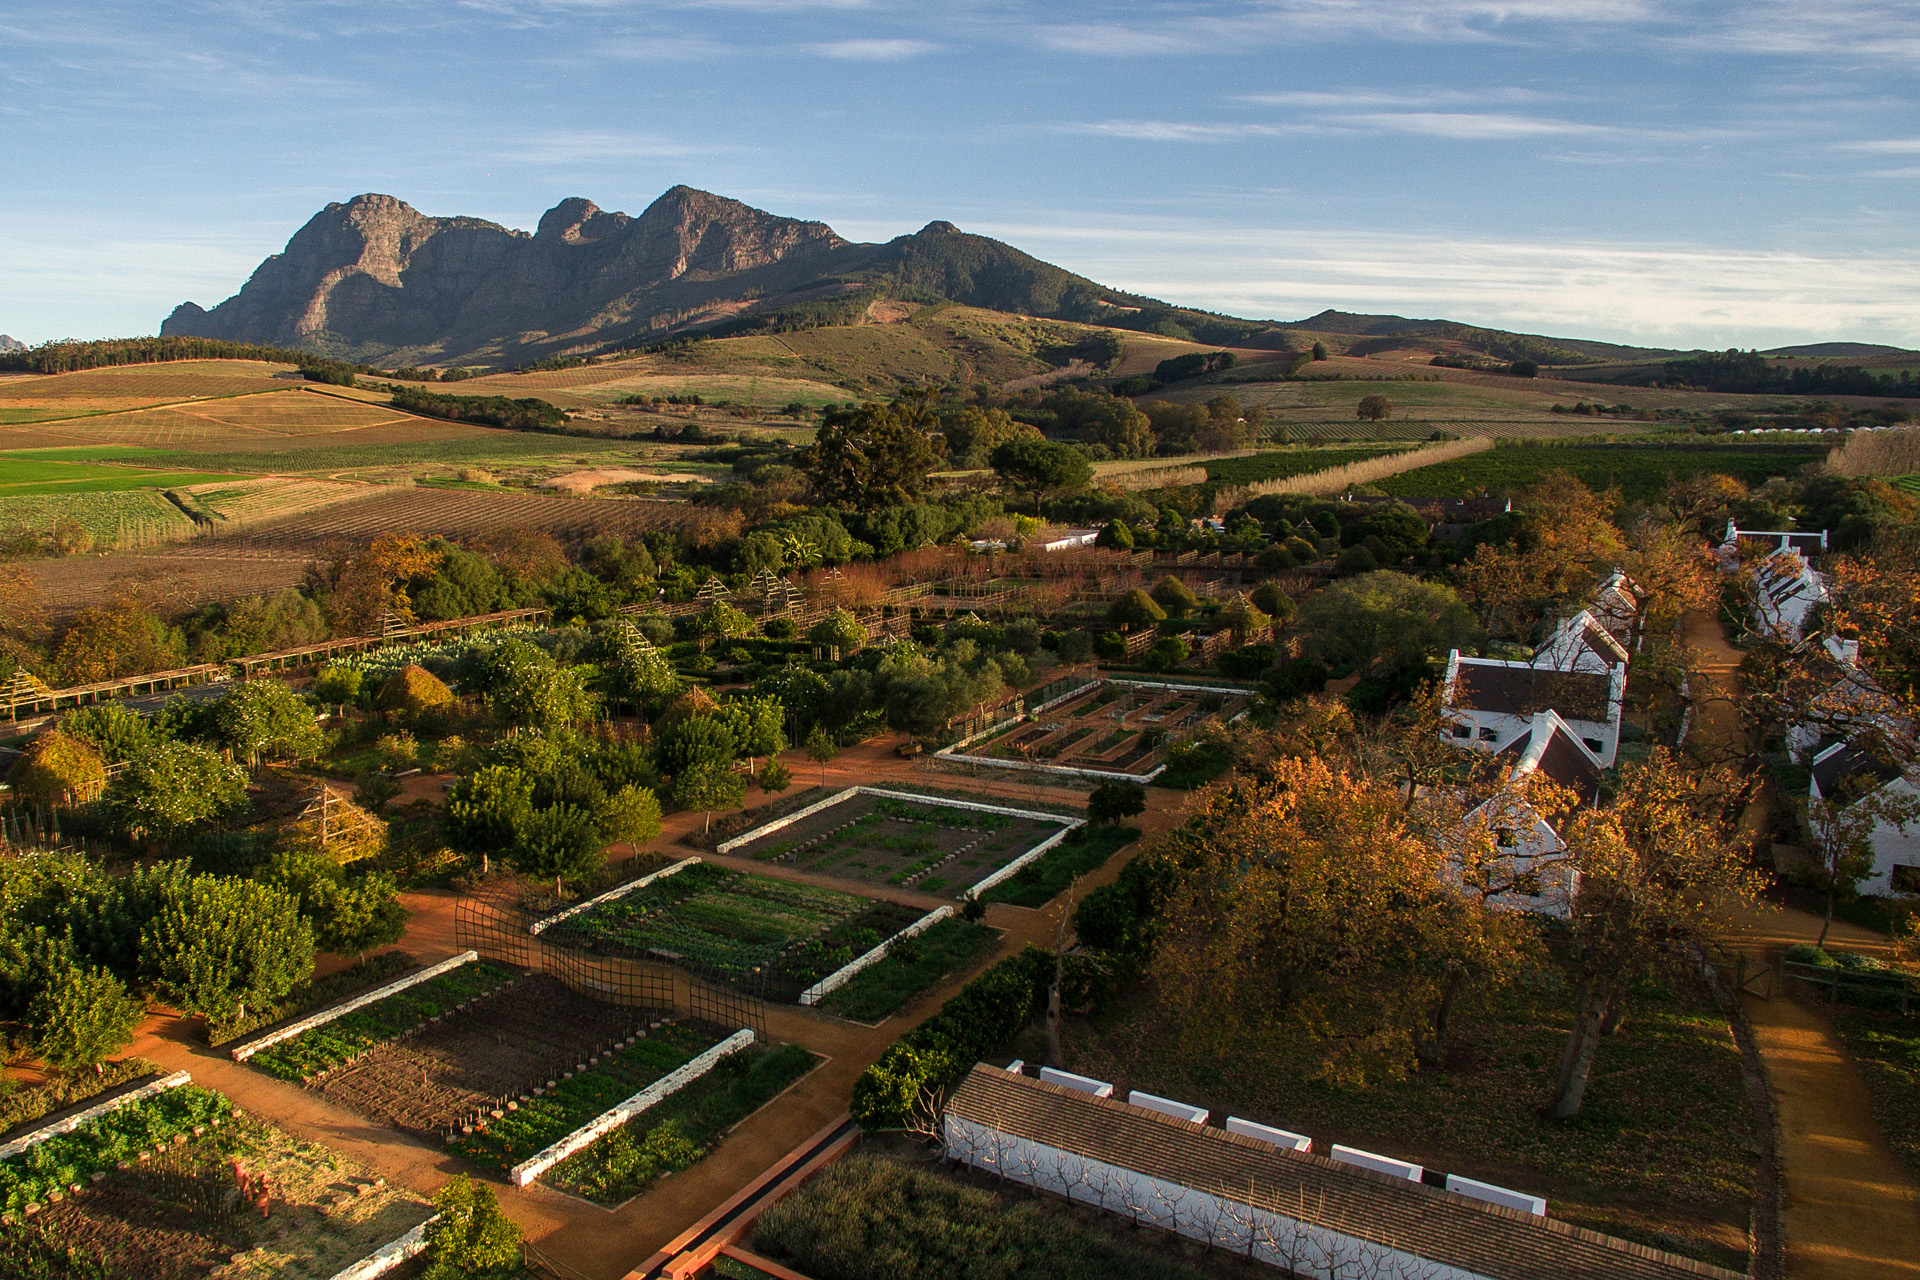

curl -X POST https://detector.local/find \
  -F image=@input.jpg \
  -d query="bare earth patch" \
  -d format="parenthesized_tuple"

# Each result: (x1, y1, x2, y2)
(540, 467, 713, 493)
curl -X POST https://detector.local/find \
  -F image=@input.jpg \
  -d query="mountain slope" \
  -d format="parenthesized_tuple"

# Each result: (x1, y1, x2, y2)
(163, 188, 1150, 367)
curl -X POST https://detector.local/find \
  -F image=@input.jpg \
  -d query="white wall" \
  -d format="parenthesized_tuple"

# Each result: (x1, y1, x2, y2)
(1861, 776, 1920, 896)
(944, 1114, 1489, 1280)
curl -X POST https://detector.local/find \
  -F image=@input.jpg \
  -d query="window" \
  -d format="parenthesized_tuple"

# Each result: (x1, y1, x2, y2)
(1479, 726, 1499, 741)
(1452, 724, 1472, 739)
(1582, 737, 1604, 753)
(1892, 864, 1920, 894)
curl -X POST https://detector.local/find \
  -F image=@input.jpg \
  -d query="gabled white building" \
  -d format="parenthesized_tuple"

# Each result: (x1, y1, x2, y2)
(1442, 651, 1626, 766)
(1751, 549, 1828, 642)
(1809, 742, 1920, 896)
(1721, 521, 1828, 559)
(1452, 711, 1605, 918)
(1589, 569, 1644, 650)
(1533, 608, 1631, 676)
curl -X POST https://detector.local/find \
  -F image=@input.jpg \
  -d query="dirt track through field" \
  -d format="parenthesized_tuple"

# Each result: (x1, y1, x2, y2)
(125, 737, 1191, 1280)
(1683, 609, 1920, 1279)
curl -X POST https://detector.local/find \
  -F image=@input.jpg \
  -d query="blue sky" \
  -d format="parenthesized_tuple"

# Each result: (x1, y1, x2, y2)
(4, 0, 1920, 350)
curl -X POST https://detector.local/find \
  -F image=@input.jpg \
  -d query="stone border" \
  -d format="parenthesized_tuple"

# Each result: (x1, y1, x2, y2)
(966, 823, 1081, 898)
(229, 952, 479, 1062)
(714, 789, 863, 854)
(509, 1029, 757, 1187)
(324, 1214, 438, 1280)
(530, 857, 702, 936)
(0, 1070, 191, 1160)
(800, 906, 955, 1006)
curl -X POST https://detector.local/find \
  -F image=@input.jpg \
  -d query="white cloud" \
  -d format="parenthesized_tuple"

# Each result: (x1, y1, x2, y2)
(1064, 120, 1303, 142)
(1843, 138, 1920, 153)
(1334, 110, 1611, 138)
(965, 219, 1920, 347)
(799, 37, 938, 59)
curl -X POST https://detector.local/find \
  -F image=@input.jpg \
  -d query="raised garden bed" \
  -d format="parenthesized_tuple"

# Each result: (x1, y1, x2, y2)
(818, 918, 1002, 1022)
(1, 1107, 431, 1280)
(447, 1019, 724, 1171)
(544, 1042, 819, 1206)
(939, 679, 1251, 783)
(977, 825, 1142, 909)
(246, 959, 517, 1081)
(545, 862, 924, 1001)
(726, 791, 1070, 898)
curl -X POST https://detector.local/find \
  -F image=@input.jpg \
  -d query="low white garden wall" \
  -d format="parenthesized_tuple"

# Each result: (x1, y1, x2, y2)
(0, 1070, 192, 1160)
(966, 822, 1082, 899)
(230, 952, 480, 1062)
(529, 857, 701, 935)
(324, 1214, 438, 1280)
(508, 1028, 756, 1187)
(800, 906, 954, 1006)
(715, 789, 863, 854)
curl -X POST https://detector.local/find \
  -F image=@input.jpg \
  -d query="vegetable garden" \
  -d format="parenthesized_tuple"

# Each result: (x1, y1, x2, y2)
(728, 791, 1068, 897)
(943, 681, 1250, 781)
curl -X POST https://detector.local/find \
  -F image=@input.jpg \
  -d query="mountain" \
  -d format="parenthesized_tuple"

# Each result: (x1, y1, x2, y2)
(163, 187, 1150, 366)
(1286, 310, 1677, 364)
(1762, 342, 1918, 359)
(0, 335, 25, 352)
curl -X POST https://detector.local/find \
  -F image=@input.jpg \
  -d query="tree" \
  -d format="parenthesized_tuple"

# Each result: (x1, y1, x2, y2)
(672, 763, 746, 832)
(1107, 588, 1167, 632)
(423, 1176, 522, 1280)
(312, 664, 364, 713)
(990, 438, 1094, 514)
(104, 742, 250, 844)
(1087, 780, 1146, 827)
(29, 961, 142, 1074)
(808, 609, 868, 660)
(1096, 519, 1134, 550)
(759, 760, 792, 793)
(1548, 750, 1760, 1118)
(603, 634, 681, 716)
(486, 656, 597, 731)
(1807, 782, 1920, 945)
(8, 729, 107, 808)
(60, 702, 159, 765)
(140, 874, 315, 1022)
(598, 784, 663, 852)
(800, 400, 943, 510)
(654, 714, 737, 778)
(694, 601, 754, 651)
(1356, 395, 1391, 422)
(375, 664, 456, 720)
(443, 766, 536, 870)
(1149, 575, 1201, 619)
(806, 724, 838, 784)
(512, 803, 604, 893)
(263, 848, 409, 958)
(1217, 595, 1271, 646)
(1295, 570, 1477, 678)
(53, 596, 185, 685)
(722, 695, 787, 770)
(208, 679, 326, 764)
(1311, 341, 1329, 361)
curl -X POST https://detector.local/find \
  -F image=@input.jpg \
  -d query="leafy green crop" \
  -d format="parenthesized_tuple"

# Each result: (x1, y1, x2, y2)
(247, 961, 515, 1081)
(0, 1085, 232, 1212)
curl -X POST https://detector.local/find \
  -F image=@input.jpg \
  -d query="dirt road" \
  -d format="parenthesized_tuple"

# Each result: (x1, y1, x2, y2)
(1684, 609, 1920, 1279)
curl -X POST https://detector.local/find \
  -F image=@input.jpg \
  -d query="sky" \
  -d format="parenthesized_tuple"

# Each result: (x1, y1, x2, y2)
(4, 0, 1920, 351)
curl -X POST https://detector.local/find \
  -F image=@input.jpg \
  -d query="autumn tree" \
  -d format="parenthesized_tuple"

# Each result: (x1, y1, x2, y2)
(1548, 750, 1759, 1118)
(8, 728, 108, 808)
(53, 595, 185, 684)
(1807, 779, 1920, 945)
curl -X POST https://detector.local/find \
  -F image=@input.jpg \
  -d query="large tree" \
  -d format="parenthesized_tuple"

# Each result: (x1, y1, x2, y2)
(103, 742, 250, 844)
(1295, 570, 1477, 678)
(140, 874, 315, 1022)
(800, 400, 943, 510)
(990, 438, 1094, 514)
(208, 679, 326, 764)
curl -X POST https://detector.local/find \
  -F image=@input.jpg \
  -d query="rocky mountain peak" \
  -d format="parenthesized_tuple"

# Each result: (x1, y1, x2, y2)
(0, 335, 26, 352)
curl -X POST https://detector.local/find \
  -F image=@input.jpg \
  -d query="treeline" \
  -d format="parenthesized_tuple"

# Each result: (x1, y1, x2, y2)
(0, 336, 318, 374)
(389, 386, 568, 431)
(1656, 350, 1920, 398)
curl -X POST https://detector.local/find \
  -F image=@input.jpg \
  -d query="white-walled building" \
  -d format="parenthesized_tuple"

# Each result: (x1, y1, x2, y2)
(1721, 521, 1828, 559)
(1750, 549, 1828, 642)
(1588, 569, 1644, 650)
(1532, 609, 1631, 676)
(1450, 711, 1605, 919)
(1810, 743, 1920, 896)
(1442, 651, 1626, 767)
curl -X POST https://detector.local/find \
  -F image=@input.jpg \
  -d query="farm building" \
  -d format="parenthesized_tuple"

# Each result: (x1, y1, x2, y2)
(1588, 568, 1643, 648)
(1720, 520, 1828, 558)
(1748, 549, 1828, 642)
(1446, 710, 1605, 919)
(1783, 636, 1912, 762)
(1809, 742, 1920, 896)
(941, 1063, 1737, 1280)
(1442, 652, 1625, 766)
(1531, 608, 1631, 676)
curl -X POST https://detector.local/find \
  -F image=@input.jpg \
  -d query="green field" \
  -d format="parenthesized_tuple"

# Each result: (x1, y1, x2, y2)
(1896, 474, 1920, 498)
(1203, 445, 1404, 486)
(1376, 440, 1829, 501)
(0, 490, 196, 544)
(0, 457, 243, 494)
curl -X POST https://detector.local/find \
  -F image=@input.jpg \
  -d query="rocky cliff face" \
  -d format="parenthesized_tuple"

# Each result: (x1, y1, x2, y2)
(0, 335, 25, 352)
(163, 187, 1129, 365)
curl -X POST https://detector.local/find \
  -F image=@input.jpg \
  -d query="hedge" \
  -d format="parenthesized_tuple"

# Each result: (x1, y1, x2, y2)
(848, 946, 1050, 1129)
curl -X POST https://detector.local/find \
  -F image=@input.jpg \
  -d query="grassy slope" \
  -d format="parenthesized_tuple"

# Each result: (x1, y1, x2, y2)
(0, 458, 244, 493)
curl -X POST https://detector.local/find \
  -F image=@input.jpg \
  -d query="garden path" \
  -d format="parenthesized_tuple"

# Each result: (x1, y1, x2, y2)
(124, 733, 1191, 1280)
(1683, 608, 1920, 1279)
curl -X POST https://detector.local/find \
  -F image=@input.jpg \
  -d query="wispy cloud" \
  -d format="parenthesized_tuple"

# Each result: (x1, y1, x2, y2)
(1064, 120, 1304, 142)
(799, 38, 938, 59)
(1843, 138, 1920, 153)
(1335, 111, 1611, 138)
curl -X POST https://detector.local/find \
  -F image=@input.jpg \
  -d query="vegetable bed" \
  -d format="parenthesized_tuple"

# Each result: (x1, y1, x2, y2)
(247, 960, 517, 1081)
(545, 1043, 818, 1205)
(446, 1020, 721, 1170)
(0, 1086, 232, 1214)
(819, 918, 1002, 1023)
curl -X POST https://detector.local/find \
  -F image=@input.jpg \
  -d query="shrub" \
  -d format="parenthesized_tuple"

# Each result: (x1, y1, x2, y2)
(1087, 780, 1146, 826)
(376, 664, 456, 719)
(759, 760, 793, 793)
(423, 1176, 522, 1280)
(849, 947, 1049, 1128)
(1784, 942, 1834, 967)
(8, 729, 107, 807)
(375, 731, 419, 772)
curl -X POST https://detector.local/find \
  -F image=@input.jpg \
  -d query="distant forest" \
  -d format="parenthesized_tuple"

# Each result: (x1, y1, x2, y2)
(0, 336, 315, 374)
(1653, 350, 1919, 398)
(389, 386, 567, 432)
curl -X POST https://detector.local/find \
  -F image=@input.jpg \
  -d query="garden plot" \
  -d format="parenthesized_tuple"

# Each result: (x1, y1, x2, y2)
(724, 790, 1074, 898)
(1, 1103, 430, 1280)
(312, 974, 666, 1141)
(940, 680, 1253, 782)
(544, 862, 925, 1002)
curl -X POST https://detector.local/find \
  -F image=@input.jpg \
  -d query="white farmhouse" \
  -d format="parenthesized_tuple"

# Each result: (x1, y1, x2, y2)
(1750, 549, 1828, 642)
(1452, 710, 1605, 919)
(1532, 609, 1631, 676)
(1809, 742, 1920, 896)
(1442, 651, 1626, 767)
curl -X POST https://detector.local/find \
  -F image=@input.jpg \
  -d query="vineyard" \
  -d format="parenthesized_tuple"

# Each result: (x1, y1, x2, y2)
(0, 359, 295, 411)
(0, 490, 196, 547)
(1201, 446, 1404, 486)
(1377, 440, 1831, 502)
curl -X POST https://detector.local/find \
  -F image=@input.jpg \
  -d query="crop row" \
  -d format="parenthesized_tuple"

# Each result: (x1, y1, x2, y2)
(248, 961, 518, 1081)
(446, 1020, 719, 1170)
(1377, 440, 1830, 503)
(0, 1085, 233, 1215)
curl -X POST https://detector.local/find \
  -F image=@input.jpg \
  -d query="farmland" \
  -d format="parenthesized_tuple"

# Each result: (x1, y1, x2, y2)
(944, 680, 1252, 782)
(0, 457, 243, 494)
(1376, 439, 1830, 501)
(1200, 446, 1404, 486)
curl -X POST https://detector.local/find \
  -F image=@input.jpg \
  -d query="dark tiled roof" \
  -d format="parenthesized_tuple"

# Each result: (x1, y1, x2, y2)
(946, 1066, 1739, 1280)
(1811, 744, 1902, 800)
(1453, 662, 1611, 722)
(1536, 729, 1605, 804)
